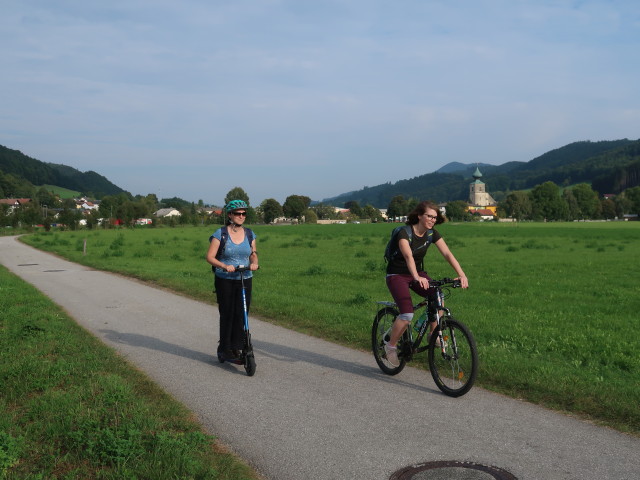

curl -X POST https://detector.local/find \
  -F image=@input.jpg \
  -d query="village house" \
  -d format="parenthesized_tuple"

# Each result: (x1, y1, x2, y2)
(154, 208, 181, 218)
(0, 198, 32, 214)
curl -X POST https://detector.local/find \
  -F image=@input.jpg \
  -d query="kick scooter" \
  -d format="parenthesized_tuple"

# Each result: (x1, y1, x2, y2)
(220, 265, 257, 376)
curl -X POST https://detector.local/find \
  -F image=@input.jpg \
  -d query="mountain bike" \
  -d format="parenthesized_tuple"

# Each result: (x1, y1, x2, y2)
(371, 278, 478, 397)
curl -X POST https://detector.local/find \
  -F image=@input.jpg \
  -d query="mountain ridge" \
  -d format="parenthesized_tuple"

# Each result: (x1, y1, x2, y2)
(319, 139, 640, 207)
(0, 144, 127, 198)
(2, 139, 640, 207)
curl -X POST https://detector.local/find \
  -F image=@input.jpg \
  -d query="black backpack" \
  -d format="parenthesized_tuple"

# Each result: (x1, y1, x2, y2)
(383, 225, 432, 263)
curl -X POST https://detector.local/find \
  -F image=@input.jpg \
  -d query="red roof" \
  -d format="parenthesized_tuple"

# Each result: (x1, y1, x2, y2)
(0, 198, 31, 205)
(472, 209, 495, 216)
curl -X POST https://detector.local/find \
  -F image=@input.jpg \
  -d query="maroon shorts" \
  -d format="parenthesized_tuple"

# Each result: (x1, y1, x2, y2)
(386, 272, 436, 314)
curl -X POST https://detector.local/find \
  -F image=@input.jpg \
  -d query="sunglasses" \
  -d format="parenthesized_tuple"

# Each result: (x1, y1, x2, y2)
(231, 211, 247, 217)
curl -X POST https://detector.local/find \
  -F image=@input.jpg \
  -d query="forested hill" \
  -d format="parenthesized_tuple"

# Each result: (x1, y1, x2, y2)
(0, 145, 126, 198)
(320, 139, 640, 207)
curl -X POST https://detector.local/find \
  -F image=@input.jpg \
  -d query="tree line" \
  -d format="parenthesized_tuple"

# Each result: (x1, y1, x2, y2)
(3, 180, 640, 233)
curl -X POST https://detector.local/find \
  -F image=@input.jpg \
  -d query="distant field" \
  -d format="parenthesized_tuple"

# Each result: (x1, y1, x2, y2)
(42, 184, 81, 198)
(21, 221, 640, 435)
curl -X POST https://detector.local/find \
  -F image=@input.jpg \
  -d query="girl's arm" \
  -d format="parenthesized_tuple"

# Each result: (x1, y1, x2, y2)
(434, 238, 468, 288)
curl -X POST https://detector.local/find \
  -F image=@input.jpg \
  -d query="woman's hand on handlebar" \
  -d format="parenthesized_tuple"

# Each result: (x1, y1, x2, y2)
(456, 275, 469, 289)
(249, 264, 259, 272)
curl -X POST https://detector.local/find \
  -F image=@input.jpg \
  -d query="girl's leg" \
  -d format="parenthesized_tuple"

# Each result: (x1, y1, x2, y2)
(388, 316, 410, 346)
(385, 274, 415, 347)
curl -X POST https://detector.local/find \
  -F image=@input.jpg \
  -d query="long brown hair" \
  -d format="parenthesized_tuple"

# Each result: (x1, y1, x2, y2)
(406, 201, 445, 225)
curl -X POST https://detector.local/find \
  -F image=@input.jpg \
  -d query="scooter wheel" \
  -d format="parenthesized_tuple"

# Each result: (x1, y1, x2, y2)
(244, 353, 256, 376)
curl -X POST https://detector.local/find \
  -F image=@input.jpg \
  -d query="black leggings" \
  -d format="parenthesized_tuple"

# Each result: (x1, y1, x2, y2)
(214, 276, 252, 352)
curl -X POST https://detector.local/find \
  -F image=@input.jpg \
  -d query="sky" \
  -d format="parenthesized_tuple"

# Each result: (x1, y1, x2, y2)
(2, 0, 639, 207)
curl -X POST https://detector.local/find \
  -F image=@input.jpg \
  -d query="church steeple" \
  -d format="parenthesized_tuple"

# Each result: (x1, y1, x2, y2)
(472, 166, 483, 180)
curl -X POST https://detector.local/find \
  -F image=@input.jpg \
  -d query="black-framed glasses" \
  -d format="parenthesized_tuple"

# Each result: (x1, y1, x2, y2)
(425, 214, 437, 220)
(232, 211, 247, 217)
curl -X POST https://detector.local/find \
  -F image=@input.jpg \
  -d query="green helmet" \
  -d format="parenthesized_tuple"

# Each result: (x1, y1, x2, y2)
(225, 199, 248, 214)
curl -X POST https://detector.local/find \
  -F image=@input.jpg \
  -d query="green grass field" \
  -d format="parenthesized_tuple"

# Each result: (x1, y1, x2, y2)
(41, 184, 82, 199)
(20, 221, 640, 435)
(0, 264, 258, 479)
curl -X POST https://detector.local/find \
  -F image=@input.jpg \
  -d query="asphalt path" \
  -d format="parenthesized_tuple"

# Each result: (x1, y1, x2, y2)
(1, 236, 638, 480)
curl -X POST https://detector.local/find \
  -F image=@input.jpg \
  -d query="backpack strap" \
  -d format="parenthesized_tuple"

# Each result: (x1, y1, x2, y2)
(215, 226, 229, 260)
(245, 228, 254, 249)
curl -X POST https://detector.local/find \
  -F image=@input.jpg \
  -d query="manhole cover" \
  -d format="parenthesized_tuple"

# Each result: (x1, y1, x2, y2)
(390, 461, 517, 480)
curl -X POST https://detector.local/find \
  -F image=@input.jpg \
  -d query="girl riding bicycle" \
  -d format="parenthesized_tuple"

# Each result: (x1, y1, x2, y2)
(206, 200, 259, 363)
(384, 201, 468, 367)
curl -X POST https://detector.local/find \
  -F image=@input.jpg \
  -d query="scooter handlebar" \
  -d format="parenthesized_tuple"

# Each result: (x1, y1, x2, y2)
(234, 265, 259, 272)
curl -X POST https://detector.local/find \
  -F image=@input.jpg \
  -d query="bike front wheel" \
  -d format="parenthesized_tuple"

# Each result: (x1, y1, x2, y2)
(428, 316, 478, 397)
(372, 307, 407, 375)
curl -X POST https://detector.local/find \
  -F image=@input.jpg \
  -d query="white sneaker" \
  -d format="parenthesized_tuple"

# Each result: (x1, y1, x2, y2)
(433, 334, 448, 349)
(384, 343, 399, 367)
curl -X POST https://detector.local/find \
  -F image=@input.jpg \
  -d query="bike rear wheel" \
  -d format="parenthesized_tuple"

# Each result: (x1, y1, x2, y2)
(372, 307, 408, 375)
(428, 316, 478, 397)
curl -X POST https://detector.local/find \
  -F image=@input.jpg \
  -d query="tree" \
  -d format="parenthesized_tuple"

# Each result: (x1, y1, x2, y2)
(614, 194, 632, 218)
(57, 201, 82, 230)
(529, 182, 568, 221)
(444, 200, 471, 221)
(160, 196, 191, 209)
(571, 183, 601, 219)
(283, 195, 310, 220)
(344, 201, 362, 218)
(20, 200, 42, 227)
(35, 186, 58, 208)
(600, 198, 617, 219)
(562, 189, 580, 221)
(303, 208, 318, 223)
(387, 195, 407, 220)
(224, 187, 250, 206)
(623, 186, 640, 214)
(310, 204, 337, 220)
(362, 204, 384, 222)
(502, 191, 532, 220)
(138, 193, 159, 216)
(260, 198, 283, 224)
(223, 187, 259, 223)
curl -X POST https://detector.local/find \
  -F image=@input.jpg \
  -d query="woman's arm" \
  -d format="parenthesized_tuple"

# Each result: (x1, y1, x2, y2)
(434, 238, 468, 288)
(249, 238, 259, 271)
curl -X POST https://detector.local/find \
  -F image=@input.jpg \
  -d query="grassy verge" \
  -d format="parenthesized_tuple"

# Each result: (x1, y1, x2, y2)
(0, 264, 260, 479)
(19, 221, 640, 436)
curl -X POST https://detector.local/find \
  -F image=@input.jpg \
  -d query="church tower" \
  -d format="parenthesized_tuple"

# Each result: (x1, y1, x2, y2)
(468, 167, 497, 215)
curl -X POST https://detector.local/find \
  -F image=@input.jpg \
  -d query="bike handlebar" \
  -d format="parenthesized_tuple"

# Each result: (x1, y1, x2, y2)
(428, 277, 462, 288)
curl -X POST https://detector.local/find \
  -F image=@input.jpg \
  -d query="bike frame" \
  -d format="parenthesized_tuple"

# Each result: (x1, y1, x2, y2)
(378, 279, 457, 362)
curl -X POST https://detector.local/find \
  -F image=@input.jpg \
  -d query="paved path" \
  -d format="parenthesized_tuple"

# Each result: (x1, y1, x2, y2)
(1, 236, 638, 480)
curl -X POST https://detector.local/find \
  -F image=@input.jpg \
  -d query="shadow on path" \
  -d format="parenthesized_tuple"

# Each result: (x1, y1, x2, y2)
(99, 327, 439, 395)
(253, 339, 440, 395)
